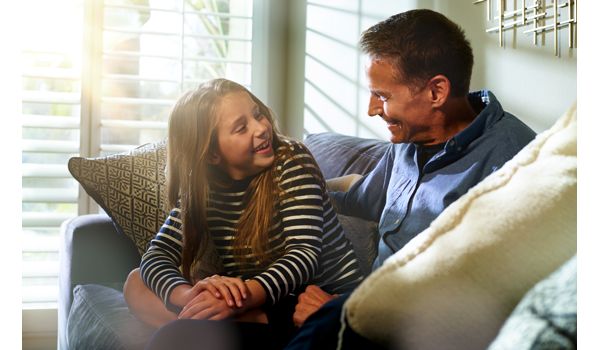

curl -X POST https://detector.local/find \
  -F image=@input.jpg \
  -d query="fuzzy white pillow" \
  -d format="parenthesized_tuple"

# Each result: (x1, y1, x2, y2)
(343, 104, 577, 350)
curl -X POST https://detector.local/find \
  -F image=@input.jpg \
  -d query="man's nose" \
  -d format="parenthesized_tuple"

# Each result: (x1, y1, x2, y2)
(367, 95, 383, 117)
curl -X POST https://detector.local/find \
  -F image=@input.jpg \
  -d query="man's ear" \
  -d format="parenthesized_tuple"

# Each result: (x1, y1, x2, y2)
(427, 75, 451, 108)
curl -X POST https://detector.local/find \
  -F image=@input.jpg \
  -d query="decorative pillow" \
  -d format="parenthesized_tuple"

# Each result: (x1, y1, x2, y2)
(68, 141, 168, 256)
(488, 255, 576, 350)
(343, 104, 577, 350)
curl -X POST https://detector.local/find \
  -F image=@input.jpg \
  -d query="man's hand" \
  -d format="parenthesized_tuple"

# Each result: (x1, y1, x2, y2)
(178, 290, 237, 321)
(293, 285, 337, 327)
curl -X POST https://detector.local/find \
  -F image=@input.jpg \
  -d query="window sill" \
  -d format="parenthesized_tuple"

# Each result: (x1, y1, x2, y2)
(23, 308, 57, 350)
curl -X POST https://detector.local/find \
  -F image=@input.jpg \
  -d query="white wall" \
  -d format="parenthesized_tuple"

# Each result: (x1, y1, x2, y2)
(433, 0, 577, 132)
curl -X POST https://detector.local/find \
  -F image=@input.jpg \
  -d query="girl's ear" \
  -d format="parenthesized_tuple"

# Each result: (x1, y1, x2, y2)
(207, 151, 221, 165)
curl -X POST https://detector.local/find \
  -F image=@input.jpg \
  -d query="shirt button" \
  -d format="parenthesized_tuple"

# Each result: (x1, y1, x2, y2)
(394, 219, 400, 224)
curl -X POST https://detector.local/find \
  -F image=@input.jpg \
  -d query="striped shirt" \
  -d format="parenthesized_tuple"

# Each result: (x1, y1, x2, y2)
(140, 139, 363, 306)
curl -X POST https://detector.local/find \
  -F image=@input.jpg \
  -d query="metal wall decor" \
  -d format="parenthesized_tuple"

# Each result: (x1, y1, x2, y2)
(473, 0, 577, 56)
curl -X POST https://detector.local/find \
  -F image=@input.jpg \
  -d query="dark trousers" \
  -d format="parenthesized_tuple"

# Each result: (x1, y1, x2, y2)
(145, 320, 284, 350)
(284, 294, 385, 350)
(146, 296, 298, 350)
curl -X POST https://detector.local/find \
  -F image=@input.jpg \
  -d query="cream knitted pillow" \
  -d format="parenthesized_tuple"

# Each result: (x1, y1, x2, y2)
(344, 104, 577, 350)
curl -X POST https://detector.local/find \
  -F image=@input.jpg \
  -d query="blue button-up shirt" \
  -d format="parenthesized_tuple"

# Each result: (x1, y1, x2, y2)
(330, 90, 536, 270)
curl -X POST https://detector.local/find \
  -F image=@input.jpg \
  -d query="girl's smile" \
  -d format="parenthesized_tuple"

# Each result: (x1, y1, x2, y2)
(253, 139, 272, 154)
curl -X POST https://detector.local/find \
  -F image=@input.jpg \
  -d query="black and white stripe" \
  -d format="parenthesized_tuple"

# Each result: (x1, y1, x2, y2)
(140, 139, 363, 306)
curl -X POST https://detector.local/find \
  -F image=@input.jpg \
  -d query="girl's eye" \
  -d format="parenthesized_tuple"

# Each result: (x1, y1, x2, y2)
(254, 111, 264, 119)
(235, 125, 247, 133)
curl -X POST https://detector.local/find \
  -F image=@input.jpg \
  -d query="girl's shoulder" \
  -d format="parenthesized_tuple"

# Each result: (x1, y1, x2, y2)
(276, 137, 317, 165)
(275, 137, 325, 185)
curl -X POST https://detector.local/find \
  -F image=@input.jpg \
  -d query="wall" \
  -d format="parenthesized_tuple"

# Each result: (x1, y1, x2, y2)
(433, 0, 577, 132)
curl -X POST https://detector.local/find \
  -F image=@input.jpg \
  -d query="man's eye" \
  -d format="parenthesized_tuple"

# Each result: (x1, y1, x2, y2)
(373, 93, 387, 102)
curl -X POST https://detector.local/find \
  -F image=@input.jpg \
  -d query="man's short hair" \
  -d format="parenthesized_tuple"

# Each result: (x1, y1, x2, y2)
(359, 9, 474, 97)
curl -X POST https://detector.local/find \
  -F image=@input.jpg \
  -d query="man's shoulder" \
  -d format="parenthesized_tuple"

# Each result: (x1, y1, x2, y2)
(490, 112, 536, 147)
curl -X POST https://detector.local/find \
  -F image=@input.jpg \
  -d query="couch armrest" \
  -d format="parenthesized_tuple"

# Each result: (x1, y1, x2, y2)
(326, 174, 364, 192)
(58, 214, 141, 350)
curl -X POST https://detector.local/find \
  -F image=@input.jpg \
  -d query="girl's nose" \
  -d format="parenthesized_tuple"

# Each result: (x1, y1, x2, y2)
(254, 120, 269, 138)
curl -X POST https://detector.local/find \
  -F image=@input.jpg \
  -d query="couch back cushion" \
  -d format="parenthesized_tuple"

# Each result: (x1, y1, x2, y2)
(303, 132, 389, 179)
(344, 104, 577, 349)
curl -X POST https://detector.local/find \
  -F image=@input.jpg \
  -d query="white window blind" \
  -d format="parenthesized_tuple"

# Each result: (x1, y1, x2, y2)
(22, 0, 254, 308)
(303, 0, 403, 139)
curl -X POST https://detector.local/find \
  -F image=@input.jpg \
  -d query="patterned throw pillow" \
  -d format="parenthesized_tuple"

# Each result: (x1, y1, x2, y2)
(68, 141, 168, 256)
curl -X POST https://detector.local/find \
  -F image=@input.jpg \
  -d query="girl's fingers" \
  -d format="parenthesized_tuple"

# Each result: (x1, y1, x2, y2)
(190, 307, 220, 320)
(221, 281, 244, 307)
(208, 310, 230, 321)
(193, 281, 221, 298)
(215, 284, 235, 307)
(179, 301, 205, 319)
(231, 279, 249, 300)
(205, 276, 246, 307)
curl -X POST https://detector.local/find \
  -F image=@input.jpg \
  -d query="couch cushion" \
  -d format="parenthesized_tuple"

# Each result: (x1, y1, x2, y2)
(488, 255, 576, 350)
(68, 141, 168, 256)
(303, 133, 389, 179)
(344, 104, 577, 349)
(67, 284, 155, 350)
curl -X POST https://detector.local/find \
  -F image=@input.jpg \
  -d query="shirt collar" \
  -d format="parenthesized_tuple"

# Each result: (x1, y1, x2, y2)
(444, 90, 503, 154)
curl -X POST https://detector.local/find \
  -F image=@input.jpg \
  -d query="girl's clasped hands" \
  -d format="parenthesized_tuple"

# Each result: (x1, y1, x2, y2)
(178, 275, 250, 320)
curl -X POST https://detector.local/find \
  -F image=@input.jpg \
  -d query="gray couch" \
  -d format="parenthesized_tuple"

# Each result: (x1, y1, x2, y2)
(59, 132, 576, 350)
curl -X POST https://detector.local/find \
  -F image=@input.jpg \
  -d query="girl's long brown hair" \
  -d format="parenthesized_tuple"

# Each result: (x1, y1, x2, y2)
(166, 78, 288, 280)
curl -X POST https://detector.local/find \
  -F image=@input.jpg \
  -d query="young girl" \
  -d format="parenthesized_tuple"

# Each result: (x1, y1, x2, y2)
(123, 78, 363, 347)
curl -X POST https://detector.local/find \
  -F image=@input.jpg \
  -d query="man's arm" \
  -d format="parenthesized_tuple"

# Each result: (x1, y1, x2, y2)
(329, 144, 395, 221)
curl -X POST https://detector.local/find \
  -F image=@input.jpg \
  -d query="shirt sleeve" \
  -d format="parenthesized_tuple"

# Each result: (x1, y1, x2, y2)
(329, 144, 394, 222)
(251, 143, 325, 305)
(139, 207, 191, 307)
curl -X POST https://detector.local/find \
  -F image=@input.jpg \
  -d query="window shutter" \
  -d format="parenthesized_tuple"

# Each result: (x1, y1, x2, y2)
(21, 0, 254, 308)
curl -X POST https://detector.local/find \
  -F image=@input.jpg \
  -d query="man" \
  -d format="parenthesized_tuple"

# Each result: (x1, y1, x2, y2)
(287, 9, 536, 349)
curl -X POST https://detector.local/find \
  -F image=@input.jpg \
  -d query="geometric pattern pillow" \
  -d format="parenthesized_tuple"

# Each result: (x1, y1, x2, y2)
(68, 140, 168, 256)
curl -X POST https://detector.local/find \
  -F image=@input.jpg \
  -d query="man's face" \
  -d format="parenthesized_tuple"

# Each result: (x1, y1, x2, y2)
(366, 58, 434, 144)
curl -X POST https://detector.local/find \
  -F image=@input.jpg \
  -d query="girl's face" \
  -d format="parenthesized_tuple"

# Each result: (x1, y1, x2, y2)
(211, 90, 275, 180)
